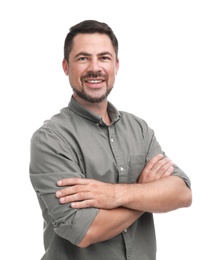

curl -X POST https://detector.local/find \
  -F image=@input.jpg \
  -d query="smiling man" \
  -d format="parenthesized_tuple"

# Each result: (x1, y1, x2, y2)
(63, 33, 117, 103)
(30, 20, 192, 260)
(62, 31, 118, 125)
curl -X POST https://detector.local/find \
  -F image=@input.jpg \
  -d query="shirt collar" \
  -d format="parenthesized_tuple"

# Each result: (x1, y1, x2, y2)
(68, 96, 120, 125)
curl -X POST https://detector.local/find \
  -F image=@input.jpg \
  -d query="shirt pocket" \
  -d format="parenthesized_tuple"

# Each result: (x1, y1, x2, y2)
(128, 155, 146, 183)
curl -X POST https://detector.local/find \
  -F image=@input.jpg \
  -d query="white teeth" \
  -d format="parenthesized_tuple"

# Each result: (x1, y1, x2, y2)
(87, 80, 102, 83)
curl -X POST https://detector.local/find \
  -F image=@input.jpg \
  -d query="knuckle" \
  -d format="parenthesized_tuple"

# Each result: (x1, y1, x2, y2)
(85, 200, 94, 208)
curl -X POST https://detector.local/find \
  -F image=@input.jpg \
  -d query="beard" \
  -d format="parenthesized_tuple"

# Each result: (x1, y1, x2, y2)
(72, 86, 112, 103)
(72, 72, 112, 103)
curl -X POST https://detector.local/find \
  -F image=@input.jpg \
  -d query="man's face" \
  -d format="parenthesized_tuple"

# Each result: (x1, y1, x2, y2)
(63, 33, 119, 104)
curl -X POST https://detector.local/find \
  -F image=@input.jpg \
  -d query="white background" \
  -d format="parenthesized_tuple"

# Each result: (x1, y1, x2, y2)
(1, 0, 223, 259)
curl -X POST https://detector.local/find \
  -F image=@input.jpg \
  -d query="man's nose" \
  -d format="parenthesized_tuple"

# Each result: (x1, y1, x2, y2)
(88, 58, 101, 72)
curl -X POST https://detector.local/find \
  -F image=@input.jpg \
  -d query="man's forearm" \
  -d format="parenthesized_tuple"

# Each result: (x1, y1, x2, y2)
(115, 176, 192, 213)
(56, 176, 191, 214)
(77, 207, 142, 247)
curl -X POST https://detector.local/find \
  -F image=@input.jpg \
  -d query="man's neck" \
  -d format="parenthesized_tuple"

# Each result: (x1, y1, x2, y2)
(73, 94, 111, 125)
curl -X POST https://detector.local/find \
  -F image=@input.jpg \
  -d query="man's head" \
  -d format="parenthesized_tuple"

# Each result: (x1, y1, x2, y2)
(62, 20, 119, 104)
(64, 20, 119, 63)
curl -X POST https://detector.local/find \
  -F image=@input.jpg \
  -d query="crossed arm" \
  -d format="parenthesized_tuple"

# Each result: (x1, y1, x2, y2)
(55, 154, 192, 247)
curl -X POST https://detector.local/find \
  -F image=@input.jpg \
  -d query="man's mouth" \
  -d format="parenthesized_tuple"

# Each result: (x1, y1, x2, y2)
(85, 79, 104, 83)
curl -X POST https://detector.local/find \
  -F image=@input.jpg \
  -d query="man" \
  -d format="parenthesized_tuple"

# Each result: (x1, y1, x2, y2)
(30, 20, 192, 260)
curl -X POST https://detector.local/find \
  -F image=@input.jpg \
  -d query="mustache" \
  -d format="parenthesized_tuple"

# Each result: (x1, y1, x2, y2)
(81, 72, 107, 80)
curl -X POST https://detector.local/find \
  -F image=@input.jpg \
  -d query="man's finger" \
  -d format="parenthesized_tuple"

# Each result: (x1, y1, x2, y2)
(163, 166, 174, 177)
(145, 154, 164, 170)
(57, 177, 87, 186)
(151, 157, 172, 174)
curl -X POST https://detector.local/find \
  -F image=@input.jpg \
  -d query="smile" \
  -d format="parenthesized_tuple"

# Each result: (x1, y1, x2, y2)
(86, 80, 104, 83)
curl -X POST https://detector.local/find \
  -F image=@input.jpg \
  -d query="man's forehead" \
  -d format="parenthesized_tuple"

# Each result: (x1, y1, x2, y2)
(72, 33, 115, 55)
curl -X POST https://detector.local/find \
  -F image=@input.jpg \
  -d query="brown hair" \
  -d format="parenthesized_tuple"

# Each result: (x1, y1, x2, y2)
(64, 20, 119, 62)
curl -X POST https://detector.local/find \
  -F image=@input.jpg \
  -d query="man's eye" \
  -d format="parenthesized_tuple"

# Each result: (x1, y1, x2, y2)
(79, 57, 87, 61)
(101, 56, 110, 61)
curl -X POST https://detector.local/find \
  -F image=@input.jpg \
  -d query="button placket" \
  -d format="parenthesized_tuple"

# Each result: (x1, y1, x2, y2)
(108, 126, 127, 183)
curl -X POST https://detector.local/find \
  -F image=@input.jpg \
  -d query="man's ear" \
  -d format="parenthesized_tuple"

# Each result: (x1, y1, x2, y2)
(62, 59, 69, 75)
(115, 58, 119, 74)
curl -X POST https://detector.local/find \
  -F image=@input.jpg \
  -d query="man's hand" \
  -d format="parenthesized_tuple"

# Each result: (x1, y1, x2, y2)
(56, 178, 119, 209)
(56, 154, 174, 209)
(138, 154, 174, 183)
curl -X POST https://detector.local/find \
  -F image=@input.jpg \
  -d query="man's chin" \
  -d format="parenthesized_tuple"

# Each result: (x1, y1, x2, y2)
(74, 89, 111, 103)
(85, 95, 108, 103)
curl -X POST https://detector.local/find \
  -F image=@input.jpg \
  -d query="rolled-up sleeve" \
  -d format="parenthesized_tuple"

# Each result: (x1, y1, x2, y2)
(29, 127, 99, 245)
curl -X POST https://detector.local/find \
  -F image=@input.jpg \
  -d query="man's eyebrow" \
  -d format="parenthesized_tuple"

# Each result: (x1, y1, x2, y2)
(98, 51, 113, 57)
(74, 51, 113, 59)
(74, 52, 91, 59)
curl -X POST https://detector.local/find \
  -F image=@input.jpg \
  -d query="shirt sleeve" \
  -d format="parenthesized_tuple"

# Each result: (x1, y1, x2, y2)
(142, 122, 191, 189)
(29, 126, 99, 245)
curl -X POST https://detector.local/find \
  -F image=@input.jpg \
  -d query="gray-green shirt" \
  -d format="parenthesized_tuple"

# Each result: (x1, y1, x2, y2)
(30, 96, 191, 260)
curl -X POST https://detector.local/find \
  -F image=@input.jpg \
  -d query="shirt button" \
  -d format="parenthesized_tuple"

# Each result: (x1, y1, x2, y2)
(111, 138, 114, 142)
(124, 229, 128, 232)
(120, 167, 124, 171)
